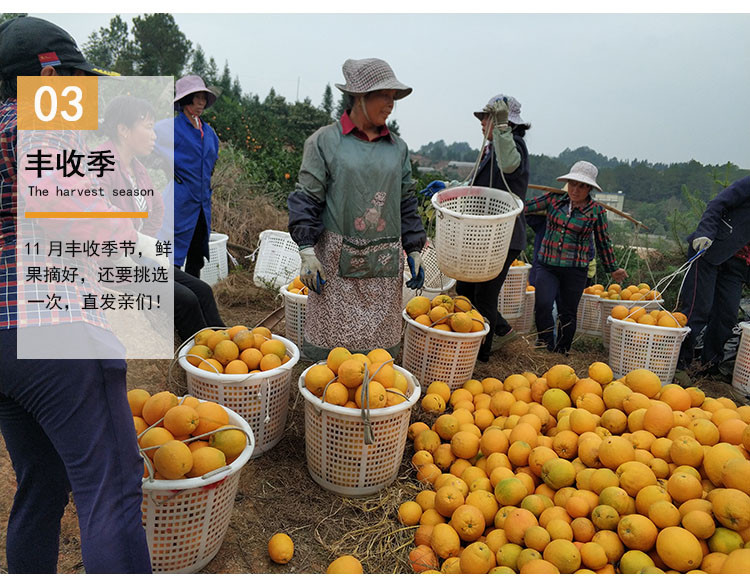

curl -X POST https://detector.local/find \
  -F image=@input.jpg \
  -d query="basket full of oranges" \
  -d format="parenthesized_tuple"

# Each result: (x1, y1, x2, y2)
(177, 326, 300, 457)
(280, 276, 309, 350)
(402, 294, 490, 390)
(589, 282, 663, 348)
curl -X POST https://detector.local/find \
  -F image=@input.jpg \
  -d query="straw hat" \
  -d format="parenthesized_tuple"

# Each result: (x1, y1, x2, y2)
(473, 94, 527, 126)
(174, 75, 218, 109)
(557, 161, 603, 192)
(334, 58, 412, 100)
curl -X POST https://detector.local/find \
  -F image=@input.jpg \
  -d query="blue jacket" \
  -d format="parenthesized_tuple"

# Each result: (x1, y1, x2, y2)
(688, 176, 750, 265)
(155, 112, 219, 267)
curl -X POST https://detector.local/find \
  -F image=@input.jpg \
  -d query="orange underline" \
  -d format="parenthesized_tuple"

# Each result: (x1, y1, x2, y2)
(25, 212, 148, 219)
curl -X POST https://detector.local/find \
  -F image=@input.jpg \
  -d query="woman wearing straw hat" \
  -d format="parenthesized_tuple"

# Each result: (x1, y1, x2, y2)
(526, 161, 628, 354)
(288, 58, 426, 360)
(155, 75, 220, 278)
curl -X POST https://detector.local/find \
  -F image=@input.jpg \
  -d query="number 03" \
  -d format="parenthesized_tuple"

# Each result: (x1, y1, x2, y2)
(34, 85, 84, 122)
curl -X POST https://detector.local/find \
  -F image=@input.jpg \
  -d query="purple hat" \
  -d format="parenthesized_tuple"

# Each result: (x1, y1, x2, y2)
(174, 75, 218, 109)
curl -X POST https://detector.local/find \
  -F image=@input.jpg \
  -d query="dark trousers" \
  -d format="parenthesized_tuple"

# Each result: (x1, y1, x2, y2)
(535, 263, 588, 353)
(456, 249, 521, 359)
(174, 267, 226, 342)
(527, 215, 546, 287)
(184, 209, 208, 278)
(679, 254, 750, 367)
(0, 329, 151, 573)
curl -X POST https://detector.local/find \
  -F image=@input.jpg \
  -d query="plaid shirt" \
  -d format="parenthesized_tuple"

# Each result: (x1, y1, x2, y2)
(735, 242, 750, 265)
(525, 191, 619, 273)
(1, 98, 138, 330)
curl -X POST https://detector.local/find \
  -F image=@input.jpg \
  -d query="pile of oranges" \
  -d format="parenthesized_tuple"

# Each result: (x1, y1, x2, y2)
(510, 259, 529, 268)
(399, 363, 750, 574)
(128, 389, 248, 481)
(405, 295, 485, 334)
(185, 325, 292, 375)
(610, 306, 688, 329)
(302, 346, 410, 409)
(585, 283, 662, 302)
(286, 276, 309, 296)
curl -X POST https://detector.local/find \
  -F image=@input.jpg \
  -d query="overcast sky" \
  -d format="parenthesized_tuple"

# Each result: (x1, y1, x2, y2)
(30, 12, 750, 168)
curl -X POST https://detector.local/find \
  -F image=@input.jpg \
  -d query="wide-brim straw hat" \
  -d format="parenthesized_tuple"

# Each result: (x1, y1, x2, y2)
(334, 58, 412, 100)
(174, 75, 218, 109)
(473, 94, 527, 126)
(557, 161, 603, 192)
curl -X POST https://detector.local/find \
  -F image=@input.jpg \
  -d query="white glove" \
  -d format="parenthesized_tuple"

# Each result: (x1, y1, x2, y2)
(692, 237, 713, 253)
(299, 246, 326, 293)
(135, 232, 169, 271)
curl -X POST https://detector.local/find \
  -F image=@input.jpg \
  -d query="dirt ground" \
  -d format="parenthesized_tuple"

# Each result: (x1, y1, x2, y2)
(0, 271, 742, 574)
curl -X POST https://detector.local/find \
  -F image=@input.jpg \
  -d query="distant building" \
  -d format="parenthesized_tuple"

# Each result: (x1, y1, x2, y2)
(593, 191, 626, 223)
(417, 166, 436, 174)
(447, 161, 475, 171)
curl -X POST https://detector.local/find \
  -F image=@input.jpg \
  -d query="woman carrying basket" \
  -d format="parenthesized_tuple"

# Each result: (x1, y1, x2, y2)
(526, 161, 628, 354)
(288, 58, 426, 361)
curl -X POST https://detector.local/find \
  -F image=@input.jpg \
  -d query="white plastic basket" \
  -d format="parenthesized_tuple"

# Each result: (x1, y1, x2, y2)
(607, 316, 690, 384)
(431, 186, 523, 283)
(732, 322, 750, 394)
(498, 264, 530, 319)
(199, 232, 229, 286)
(401, 309, 490, 390)
(508, 289, 535, 334)
(599, 298, 662, 348)
(177, 334, 300, 457)
(141, 402, 255, 573)
(280, 285, 307, 348)
(299, 364, 421, 496)
(252, 230, 301, 290)
(402, 240, 456, 307)
(576, 293, 602, 336)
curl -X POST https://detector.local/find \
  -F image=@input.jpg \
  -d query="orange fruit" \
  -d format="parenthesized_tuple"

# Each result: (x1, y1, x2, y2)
(127, 388, 151, 417)
(162, 404, 200, 437)
(212, 339, 239, 365)
(259, 354, 281, 371)
(617, 513, 658, 551)
(186, 446, 226, 477)
(656, 526, 703, 572)
(625, 369, 662, 398)
(450, 504, 486, 542)
(304, 364, 336, 396)
(459, 541, 496, 574)
(192, 401, 229, 436)
(153, 439, 193, 479)
(268, 533, 294, 564)
(327, 555, 364, 574)
(543, 538, 581, 573)
(141, 391, 179, 426)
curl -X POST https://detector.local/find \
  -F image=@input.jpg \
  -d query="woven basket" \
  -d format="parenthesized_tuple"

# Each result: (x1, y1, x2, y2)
(280, 285, 307, 349)
(576, 293, 602, 336)
(141, 402, 254, 573)
(607, 316, 690, 384)
(507, 289, 535, 334)
(401, 310, 490, 390)
(599, 298, 662, 348)
(252, 230, 300, 290)
(498, 264, 531, 319)
(431, 186, 523, 283)
(732, 322, 750, 395)
(177, 334, 299, 457)
(299, 365, 421, 496)
(199, 232, 229, 286)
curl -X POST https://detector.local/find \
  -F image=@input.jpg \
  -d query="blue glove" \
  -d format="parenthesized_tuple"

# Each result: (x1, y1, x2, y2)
(406, 252, 425, 290)
(419, 180, 446, 199)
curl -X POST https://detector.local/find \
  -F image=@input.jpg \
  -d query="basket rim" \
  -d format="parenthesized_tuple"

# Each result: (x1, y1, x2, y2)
(402, 309, 490, 338)
(598, 297, 663, 306)
(739, 321, 750, 332)
(208, 232, 229, 244)
(177, 333, 300, 382)
(431, 186, 523, 221)
(141, 400, 255, 491)
(297, 363, 421, 417)
(280, 285, 308, 301)
(507, 263, 531, 271)
(606, 315, 690, 335)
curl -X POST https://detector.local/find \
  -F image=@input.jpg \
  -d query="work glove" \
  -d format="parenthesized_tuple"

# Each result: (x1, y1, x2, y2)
(134, 232, 169, 271)
(692, 236, 713, 253)
(299, 246, 326, 294)
(406, 251, 425, 290)
(485, 96, 509, 126)
(611, 268, 628, 283)
(419, 180, 446, 199)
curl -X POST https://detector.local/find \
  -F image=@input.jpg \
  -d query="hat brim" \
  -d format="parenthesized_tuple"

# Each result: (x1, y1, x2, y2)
(335, 82, 412, 100)
(173, 88, 218, 109)
(557, 173, 602, 192)
(473, 109, 527, 126)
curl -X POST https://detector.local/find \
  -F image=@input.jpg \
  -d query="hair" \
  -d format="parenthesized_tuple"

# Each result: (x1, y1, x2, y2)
(510, 121, 531, 138)
(100, 95, 155, 140)
(1, 66, 78, 100)
(341, 92, 356, 112)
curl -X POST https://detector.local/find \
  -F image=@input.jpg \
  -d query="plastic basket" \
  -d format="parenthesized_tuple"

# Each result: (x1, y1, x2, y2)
(280, 285, 307, 349)
(177, 334, 300, 457)
(498, 264, 531, 319)
(402, 240, 456, 307)
(599, 298, 662, 349)
(141, 402, 255, 573)
(252, 230, 300, 290)
(401, 309, 490, 390)
(299, 364, 421, 496)
(732, 322, 750, 394)
(199, 232, 229, 286)
(607, 316, 690, 384)
(508, 289, 535, 334)
(431, 185, 523, 283)
(576, 293, 602, 336)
